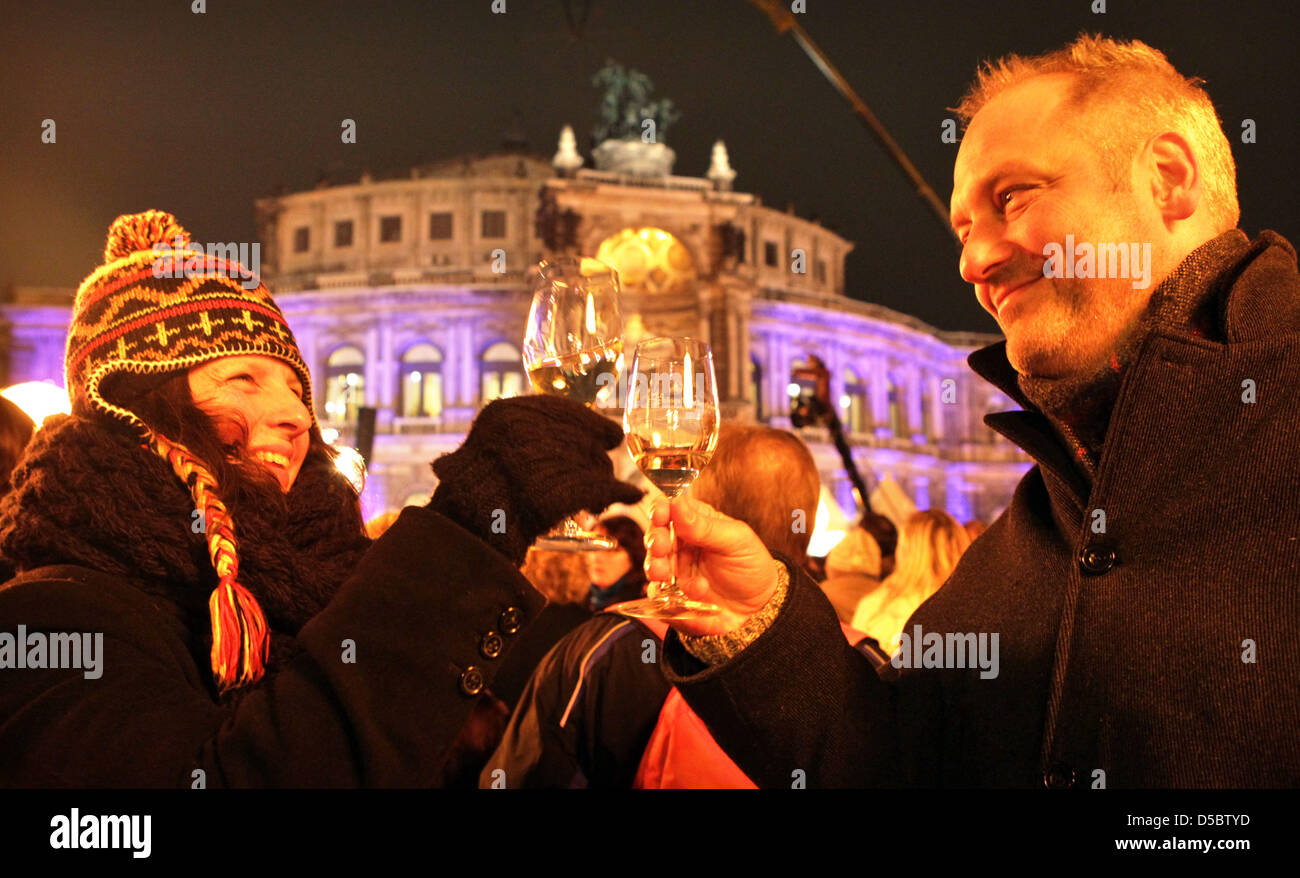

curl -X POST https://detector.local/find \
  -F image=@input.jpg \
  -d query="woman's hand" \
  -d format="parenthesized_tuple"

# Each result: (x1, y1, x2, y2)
(428, 396, 643, 565)
(644, 494, 781, 637)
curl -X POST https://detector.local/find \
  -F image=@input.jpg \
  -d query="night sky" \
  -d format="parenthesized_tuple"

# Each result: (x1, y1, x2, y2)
(2, 0, 1295, 334)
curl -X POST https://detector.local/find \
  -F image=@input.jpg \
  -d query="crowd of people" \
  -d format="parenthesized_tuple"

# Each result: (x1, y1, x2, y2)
(0, 208, 980, 788)
(1, 31, 1297, 787)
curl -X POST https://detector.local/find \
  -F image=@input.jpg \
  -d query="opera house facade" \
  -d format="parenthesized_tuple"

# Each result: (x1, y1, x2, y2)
(0, 132, 1030, 536)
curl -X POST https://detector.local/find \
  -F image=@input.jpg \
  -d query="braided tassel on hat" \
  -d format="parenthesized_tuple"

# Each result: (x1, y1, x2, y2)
(150, 430, 269, 691)
(63, 210, 319, 692)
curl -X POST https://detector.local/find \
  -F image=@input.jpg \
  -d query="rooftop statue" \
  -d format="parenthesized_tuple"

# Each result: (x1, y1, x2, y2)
(591, 60, 681, 145)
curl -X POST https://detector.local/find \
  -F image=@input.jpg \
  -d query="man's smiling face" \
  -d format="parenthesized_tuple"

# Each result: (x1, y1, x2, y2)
(951, 74, 1157, 379)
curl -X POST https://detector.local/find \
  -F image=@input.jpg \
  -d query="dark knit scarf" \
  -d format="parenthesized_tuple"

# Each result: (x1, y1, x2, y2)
(587, 567, 647, 611)
(1018, 229, 1252, 477)
(0, 413, 374, 699)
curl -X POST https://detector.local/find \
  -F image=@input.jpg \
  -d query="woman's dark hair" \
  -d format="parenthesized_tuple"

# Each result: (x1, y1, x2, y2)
(0, 395, 35, 498)
(596, 514, 646, 575)
(101, 369, 338, 515)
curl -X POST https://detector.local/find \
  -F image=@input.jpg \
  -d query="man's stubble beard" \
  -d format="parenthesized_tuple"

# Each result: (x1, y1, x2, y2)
(1004, 277, 1088, 379)
(1012, 274, 1150, 420)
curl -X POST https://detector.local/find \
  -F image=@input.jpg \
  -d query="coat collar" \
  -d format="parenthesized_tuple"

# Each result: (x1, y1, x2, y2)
(964, 229, 1300, 510)
(969, 342, 1092, 508)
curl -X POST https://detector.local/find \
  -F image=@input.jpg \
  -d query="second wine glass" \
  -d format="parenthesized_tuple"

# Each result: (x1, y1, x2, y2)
(522, 256, 625, 551)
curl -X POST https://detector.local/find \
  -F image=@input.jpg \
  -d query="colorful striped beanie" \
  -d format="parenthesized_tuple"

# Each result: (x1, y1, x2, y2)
(66, 210, 315, 693)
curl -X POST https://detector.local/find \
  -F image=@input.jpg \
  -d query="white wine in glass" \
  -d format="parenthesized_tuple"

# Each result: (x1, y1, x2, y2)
(526, 342, 623, 406)
(613, 337, 723, 620)
(522, 256, 625, 551)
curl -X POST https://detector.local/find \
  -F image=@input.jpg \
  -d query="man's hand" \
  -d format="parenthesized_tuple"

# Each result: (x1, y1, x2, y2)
(645, 494, 780, 637)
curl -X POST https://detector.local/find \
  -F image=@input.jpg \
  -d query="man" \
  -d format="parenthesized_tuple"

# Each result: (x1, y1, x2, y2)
(648, 34, 1300, 788)
(482, 424, 874, 787)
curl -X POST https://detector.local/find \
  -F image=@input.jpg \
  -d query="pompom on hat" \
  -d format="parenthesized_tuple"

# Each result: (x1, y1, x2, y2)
(66, 210, 316, 693)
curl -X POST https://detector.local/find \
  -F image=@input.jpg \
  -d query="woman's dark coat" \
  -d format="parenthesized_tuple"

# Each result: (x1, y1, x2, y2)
(0, 415, 543, 787)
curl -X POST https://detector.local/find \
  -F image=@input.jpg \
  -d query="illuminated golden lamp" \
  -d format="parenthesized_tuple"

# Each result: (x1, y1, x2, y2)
(807, 484, 850, 558)
(332, 445, 367, 494)
(1, 381, 71, 428)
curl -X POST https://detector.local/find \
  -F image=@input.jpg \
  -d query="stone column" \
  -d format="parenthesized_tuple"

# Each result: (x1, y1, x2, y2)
(769, 332, 792, 429)
(363, 324, 380, 419)
(377, 316, 395, 428)
(904, 363, 924, 444)
(869, 357, 890, 438)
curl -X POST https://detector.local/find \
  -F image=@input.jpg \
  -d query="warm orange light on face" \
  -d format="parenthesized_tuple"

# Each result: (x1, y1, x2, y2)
(187, 355, 311, 492)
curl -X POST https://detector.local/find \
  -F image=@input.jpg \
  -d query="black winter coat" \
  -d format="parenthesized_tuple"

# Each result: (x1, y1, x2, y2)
(663, 230, 1300, 788)
(482, 612, 669, 788)
(0, 508, 543, 787)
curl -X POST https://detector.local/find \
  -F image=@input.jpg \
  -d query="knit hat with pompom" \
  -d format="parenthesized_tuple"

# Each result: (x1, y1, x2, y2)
(66, 210, 315, 693)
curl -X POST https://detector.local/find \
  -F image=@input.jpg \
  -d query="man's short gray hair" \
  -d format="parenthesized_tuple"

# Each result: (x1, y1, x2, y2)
(952, 33, 1240, 233)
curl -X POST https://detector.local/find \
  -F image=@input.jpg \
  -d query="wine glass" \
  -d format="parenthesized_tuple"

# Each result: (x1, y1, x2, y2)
(612, 337, 723, 620)
(523, 256, 625, 551)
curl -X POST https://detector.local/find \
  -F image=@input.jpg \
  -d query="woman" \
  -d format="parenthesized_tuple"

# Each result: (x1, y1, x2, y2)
(850, 509, 971, 652)
(818, 526, 883, 626)
(584, 515, 647, 611)
(0, 396, 35, 584)
(0, 211, 639, 787)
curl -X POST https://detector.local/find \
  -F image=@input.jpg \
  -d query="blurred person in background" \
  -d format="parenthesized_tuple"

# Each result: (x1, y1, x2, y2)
(0, 396, 35, 499)
(0, 396, 36, 583)
(584, 515, 647, 611)
(851, 510, 971, 653)
(818, 526, 883, 626)
(523, 546, 592, 606)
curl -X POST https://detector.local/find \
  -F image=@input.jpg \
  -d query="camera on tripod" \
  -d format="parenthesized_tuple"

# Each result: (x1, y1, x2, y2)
(789, 355, 832, 428)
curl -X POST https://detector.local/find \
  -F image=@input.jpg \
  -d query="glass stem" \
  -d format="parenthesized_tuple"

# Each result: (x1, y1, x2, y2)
(665, 518, 677, 594)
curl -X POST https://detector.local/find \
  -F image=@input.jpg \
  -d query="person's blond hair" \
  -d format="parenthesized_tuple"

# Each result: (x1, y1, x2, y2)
(690, 423, 821, 564)
(851, 509, 971, 648)
(521, 547, 590, 604)
(952, 33, 1239, 233)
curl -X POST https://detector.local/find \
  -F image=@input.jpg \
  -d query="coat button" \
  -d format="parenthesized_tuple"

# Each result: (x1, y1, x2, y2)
(1078, 545, 1116, 574)
(499, 606, 523, 635)
(479, 631, 504, 660)
(459, 666, 485, 697)
(1043, 765, 1077, 789)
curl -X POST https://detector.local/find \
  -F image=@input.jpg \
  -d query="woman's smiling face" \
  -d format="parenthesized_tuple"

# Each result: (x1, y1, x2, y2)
(187, 355, 311, 492)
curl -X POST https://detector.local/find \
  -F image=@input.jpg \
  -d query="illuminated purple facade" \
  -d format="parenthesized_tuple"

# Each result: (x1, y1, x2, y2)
(0, 140, 1031, 529)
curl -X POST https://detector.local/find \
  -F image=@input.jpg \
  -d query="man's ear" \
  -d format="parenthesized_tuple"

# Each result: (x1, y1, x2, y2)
(1145, 131, 1201, 227)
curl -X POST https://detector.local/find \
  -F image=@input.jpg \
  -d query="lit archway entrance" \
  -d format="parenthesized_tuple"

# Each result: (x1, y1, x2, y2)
(595, 227, 696, 295)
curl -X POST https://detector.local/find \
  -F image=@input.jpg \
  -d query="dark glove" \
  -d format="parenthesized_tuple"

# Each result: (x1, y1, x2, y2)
(428, 395, 644, 565)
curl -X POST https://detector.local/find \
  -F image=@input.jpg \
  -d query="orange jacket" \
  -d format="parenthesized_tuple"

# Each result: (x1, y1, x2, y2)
(632, 618, 882, 788)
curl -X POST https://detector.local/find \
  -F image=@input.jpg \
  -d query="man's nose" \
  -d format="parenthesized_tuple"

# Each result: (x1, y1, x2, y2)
(959, 223, 1016, 286)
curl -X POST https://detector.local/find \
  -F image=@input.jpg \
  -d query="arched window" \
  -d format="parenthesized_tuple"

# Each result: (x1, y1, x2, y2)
(324, 345, 365, 421)
(886, 371, 907, 438)
(480, 341, 523, 403)
(943, 397, 962, 444)
(921, 378, 934, 439)
(788, 356, 817, 420)
(842, 366, 869, 435)
(399, 343, 443, 417)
